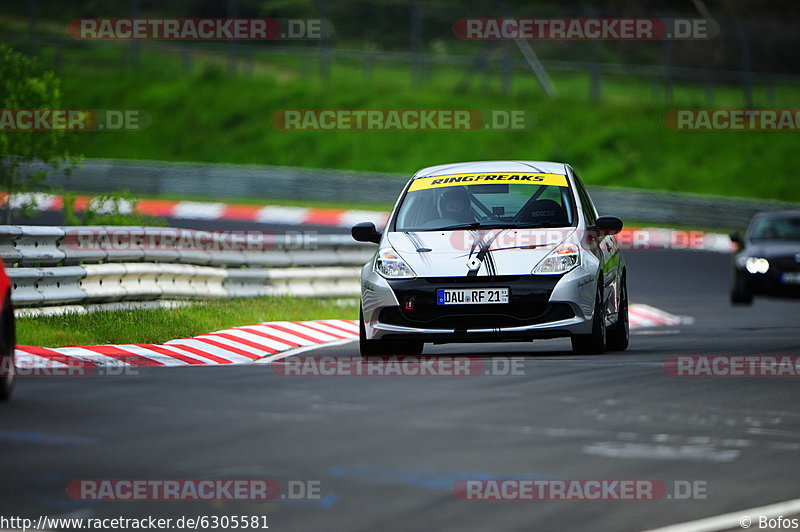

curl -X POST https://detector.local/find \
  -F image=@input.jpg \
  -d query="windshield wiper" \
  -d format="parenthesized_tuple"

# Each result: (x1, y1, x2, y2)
(433, 221, 569, 231)
(513, 221, 570, 228)
(433, 222, 488, 231)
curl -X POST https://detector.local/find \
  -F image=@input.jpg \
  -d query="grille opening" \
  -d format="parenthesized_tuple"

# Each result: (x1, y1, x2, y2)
(379, 303, 574, 330)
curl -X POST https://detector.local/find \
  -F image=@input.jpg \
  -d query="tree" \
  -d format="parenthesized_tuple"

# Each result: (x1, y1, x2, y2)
(0, 45, 80, 224)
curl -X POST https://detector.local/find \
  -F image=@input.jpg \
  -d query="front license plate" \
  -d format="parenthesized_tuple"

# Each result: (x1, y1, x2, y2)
(782, 272, 800, 284)
(436, 288, 509, 305)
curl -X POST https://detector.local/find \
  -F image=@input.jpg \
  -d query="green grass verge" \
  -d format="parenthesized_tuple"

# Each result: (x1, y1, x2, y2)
(2, 35, 795, 203)
(17, 297, 359, 348)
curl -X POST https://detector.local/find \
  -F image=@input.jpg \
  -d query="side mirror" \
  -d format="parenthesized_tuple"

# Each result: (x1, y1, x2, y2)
(592, 216, 623, 236)
(729, 231, 741, 244)
(351, 222, 382, 244)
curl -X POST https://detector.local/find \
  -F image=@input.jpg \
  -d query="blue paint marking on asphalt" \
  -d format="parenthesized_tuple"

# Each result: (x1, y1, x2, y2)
(27, 472, 100, 511)
(329, 465, 554, 491)
(30, 471, 63, 486)
(0, 430, 100, 446)
(317, 493, 339, 508)
(26, 490, 96, 511)
(279, 493, 339, 508)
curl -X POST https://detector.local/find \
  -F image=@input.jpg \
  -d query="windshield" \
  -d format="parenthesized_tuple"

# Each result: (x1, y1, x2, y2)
(393, 173, 575, 231)
(749, 216, 800, 241)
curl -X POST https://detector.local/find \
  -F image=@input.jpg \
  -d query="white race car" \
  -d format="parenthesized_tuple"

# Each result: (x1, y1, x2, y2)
(352, 161, 628, 356)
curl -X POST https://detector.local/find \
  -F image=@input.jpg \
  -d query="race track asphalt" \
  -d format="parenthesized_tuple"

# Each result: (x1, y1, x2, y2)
(2, 249, 799, 532)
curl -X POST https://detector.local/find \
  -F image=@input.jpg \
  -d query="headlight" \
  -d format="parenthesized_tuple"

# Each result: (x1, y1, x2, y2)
(744, 257, 770, 274)
(532, 243, 580, 275)
(375, 248, 416, 279)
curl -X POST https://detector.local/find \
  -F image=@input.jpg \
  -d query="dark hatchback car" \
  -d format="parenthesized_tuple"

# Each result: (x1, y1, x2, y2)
(730, 211, 800, 305)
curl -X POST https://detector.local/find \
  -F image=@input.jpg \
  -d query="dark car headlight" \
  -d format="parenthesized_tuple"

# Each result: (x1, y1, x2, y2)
(736, 255, 770, 274)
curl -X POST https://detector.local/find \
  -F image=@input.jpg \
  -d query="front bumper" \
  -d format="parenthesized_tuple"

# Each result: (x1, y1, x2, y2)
(734, 265, 800, 298)
(361, 266, 597, 342)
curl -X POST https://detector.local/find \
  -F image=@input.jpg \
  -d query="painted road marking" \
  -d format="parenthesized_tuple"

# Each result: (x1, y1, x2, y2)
(14, 304, 689, 369)
(643, 496, 800, 532)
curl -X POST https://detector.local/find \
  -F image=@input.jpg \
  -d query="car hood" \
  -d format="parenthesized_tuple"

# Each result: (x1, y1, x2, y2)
(744, 241, 800, 259)
(387, 228, 575, 277)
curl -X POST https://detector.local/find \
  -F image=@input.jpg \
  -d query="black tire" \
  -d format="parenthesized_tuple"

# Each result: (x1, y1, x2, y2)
(393, 340, 425, 357)
(730, 272, 754, 305)
(571, 279, 607, 355)
(606, 276, 629, 352)
(359, 308, 390, 358)
(0, 291, 16, 402)
(359, 309, 424, 357)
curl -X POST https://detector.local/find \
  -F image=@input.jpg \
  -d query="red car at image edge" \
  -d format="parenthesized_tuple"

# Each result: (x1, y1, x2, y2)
(0, 262, 15, 401)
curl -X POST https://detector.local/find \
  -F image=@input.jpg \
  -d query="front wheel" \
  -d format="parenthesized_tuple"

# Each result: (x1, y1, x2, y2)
(606, 277, 629, 352)
(730, 272, 753, 305)
(359, 308, 390, 357)
(571, 280, 607, 355)
(0, 291, 16, 402)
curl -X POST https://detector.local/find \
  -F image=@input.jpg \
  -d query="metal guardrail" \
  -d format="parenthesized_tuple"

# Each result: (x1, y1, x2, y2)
(585, 188, 800, 230)
(7, 264, 362, 307)
(0, 223, 738, 309)
(1, 225, 371, 307)
(9, 32, 800, 100)
(38, 159, 800, 230)
(0, 225, 373, 268)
